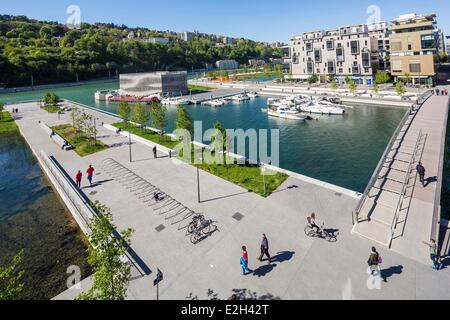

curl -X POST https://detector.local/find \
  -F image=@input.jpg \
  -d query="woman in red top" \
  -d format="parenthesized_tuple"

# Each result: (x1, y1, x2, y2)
(75, 170, 82, 188)
(241, 246, 252, 275)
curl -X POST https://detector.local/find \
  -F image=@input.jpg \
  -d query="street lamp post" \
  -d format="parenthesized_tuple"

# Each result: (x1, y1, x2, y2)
(129, 130, 132, 163)
(196, 147, 204, 203)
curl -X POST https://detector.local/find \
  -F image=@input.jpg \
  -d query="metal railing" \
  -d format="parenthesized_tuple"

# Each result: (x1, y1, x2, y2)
(388, 130, 423, 247)
(353, 90, 432, 224)
(39, 150, 96, 231)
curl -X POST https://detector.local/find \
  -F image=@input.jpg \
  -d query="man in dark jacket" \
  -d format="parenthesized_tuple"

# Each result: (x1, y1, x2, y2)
(258, 234, 272, 264)
(416, 162, 426, 187)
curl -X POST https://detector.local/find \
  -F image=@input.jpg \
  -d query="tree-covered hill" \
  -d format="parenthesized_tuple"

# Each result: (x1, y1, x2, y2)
(0, 15, 282, 87)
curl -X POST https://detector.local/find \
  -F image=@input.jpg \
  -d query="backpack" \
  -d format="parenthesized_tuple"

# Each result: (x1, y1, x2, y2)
(378, 255, 382, 264)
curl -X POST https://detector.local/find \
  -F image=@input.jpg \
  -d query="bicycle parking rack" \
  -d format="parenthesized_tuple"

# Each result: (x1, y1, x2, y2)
(101, 158, 206, 240)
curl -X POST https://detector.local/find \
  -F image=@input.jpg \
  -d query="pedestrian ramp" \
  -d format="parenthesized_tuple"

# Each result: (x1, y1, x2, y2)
(352, 93, 431, 247)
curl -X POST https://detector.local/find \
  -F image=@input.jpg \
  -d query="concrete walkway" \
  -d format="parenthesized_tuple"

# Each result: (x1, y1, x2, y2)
(7, 101, 450, 300)
(353, 88, 450, 265)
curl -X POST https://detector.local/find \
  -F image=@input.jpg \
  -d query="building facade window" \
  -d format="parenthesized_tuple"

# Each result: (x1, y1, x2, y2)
(326, 40, 334, 50)
(421, 35, 435, 49)
(328, 60, 335, 74)
(314, 48, 322, 62)
(350, 40, 360, 55)
(392, 60, 402, 72)
(362, 52, 371, 68)
(409, 63, 421, 73)
(307, 60, 314, 74)
(336, 48, 345, 62)
(306, 42, 313, 51)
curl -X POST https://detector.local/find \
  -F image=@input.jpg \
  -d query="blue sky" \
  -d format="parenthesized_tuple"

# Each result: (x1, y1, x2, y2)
(2, 0, 449, 42)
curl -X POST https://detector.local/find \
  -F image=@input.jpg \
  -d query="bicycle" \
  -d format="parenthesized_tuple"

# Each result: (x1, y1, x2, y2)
(188, 214, 208, 234)
(304, 222, 338, 242)
(190, 219, 213, 244)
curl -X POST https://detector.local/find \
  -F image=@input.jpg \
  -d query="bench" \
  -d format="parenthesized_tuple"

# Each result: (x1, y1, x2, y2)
(39, 122, 74, 151)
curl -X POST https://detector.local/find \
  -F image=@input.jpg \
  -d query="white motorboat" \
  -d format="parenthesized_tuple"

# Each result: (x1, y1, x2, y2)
(202, 99, 225, 107)
(161, 97, 190, 106)
(247, 92, 259, 99)
(231, 94, 250, 102)
(267, 106, 307, 120)
(300, 101, 345, 115)
(95, 90, 110, 101)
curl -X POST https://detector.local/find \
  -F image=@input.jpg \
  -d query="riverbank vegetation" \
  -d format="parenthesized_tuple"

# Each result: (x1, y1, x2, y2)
(0, 250, 24, 300)
(0, 15, 282, 88)
(0, 111, 19, 133)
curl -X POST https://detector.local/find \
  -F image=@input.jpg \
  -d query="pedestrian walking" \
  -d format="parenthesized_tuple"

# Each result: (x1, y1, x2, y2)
(423, 240, 442, 270)
(416, 161, 426, 187)
(153, 145, 157, 159)
(75, 170, 82, 188)
(367, 247, 382, 275)
(258, 234, 272, 264)
(240, 246, 252, 275)
(86, 165, 95, 186)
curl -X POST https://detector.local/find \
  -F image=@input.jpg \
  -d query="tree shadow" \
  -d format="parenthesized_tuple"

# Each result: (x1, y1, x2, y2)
(381, 265, 403, 282)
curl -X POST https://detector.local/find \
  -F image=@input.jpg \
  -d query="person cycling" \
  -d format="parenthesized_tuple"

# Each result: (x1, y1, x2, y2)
(308, 213, 321, 234)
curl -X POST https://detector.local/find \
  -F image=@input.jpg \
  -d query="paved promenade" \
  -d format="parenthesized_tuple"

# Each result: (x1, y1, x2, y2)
(7, 101, 450, 300)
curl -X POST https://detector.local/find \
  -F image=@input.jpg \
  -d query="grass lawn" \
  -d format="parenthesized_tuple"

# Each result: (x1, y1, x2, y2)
(0, 112, 19, 134)
(233, 72, 283, 81)
(113, 122, 288, 196)
(113, 122, 179, 149)
(41, 104, 60, 113)
(52, 124, 108, 157)
(187, 84, 216, 92)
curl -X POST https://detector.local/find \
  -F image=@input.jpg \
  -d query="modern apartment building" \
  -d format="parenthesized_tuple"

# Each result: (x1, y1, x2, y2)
(289, 22, 389, 85)
(388, 13, 439, 85)
(446, 36, 450, 55)
(119, 71, 188, 98)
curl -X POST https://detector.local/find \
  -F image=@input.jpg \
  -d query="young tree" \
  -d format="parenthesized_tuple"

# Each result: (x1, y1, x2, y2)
(371, 83, 379, 95)
(0, 250, 24, 300)
(395, 81, 406, 96)
(84, 114, 97, 146)
(344, 75, 352, 85)
(150, 104, 168, 139)
(348, 80, 357, 94)
(131, 103, 150, 130)
(375, 70, 390, 85)
(330, 79, 338, 93)
(117, 101, 131, 125)
(210, 121, 228, 153)
(77, 202, 133, 301)
(403, 73, 412, 85)
(175, 106, 194, 137)
(439, 51, 448, 63)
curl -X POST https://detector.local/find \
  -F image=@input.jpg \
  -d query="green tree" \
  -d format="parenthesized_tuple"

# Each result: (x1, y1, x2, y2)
(131, 103, 150, 130)
(395, 81, 406, 96)
(210, 121, 228, 152)
(348, 80, 357, 93)
(307, 74, 318, 84)
(150, 104, 168, 139)
(175, 106, 194, 137)
(77, 202, 133, 301)
(117, 101, 131, 125)
(375, 70, 390, 85)
(0, 250, 24, 300)
(344, 75, 352, 85)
